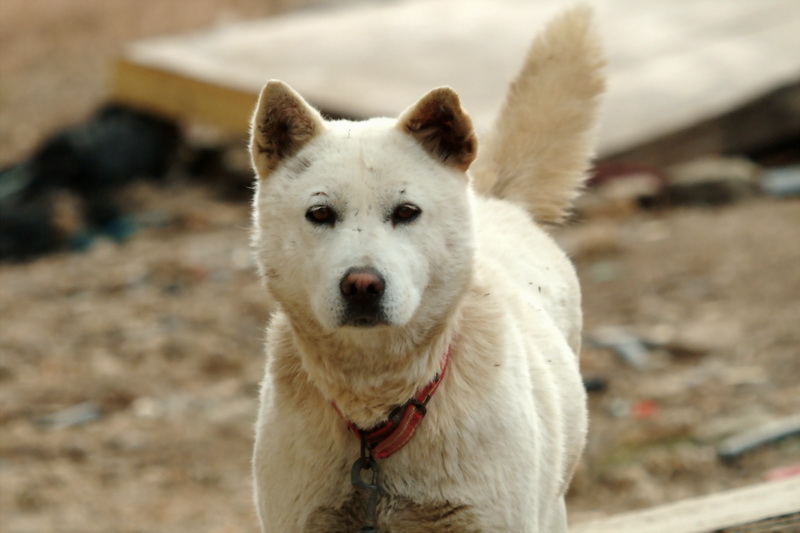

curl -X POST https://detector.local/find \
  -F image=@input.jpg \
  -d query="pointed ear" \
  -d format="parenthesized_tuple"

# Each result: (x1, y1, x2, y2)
(397, 87, 477, 172)
(249, 80, 324, 178)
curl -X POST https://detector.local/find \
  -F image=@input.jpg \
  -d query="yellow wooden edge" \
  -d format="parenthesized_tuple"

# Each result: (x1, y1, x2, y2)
(111, 59, 258, 135)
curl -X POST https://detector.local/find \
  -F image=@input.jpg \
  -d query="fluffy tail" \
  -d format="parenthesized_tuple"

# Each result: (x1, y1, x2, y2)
(471, 5, 606, 224)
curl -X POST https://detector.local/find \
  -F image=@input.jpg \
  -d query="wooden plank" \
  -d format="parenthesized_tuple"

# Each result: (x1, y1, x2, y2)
(112, 60, 256, 134)
(111, 0, 800, 162)
(602, 4, 800, 163)
(570, 476, 800, 533)
(605, 80, 800, 165)
(112, 0, 558, 132)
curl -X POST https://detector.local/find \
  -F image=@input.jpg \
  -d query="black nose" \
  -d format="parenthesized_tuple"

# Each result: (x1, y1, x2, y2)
(339, 267, 386, 327)
(340, 267, 385, 302)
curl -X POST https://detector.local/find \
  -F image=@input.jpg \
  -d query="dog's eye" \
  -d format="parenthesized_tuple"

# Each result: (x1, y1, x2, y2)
(306, 205, 337, 226)
(391, 203, 421, 226)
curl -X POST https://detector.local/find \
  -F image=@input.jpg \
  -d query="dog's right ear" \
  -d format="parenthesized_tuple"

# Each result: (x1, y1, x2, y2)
(249, 80, 324, 179)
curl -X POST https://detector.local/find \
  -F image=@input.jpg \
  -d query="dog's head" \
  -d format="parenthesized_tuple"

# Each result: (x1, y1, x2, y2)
(249, 81, 477, 338)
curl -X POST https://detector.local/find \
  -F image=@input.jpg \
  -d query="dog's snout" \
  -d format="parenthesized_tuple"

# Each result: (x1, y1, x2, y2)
(340, 267, 385, 301)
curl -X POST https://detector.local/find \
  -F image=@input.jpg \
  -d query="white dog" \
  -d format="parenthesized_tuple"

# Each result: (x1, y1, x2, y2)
(248, 6, 605, 532)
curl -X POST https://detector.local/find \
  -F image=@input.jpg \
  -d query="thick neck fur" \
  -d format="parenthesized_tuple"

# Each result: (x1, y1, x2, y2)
(278, 293, 463, 429)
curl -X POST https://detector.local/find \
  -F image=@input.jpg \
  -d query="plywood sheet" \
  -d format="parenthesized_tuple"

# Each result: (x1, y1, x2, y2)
(112, 0, 800, 162)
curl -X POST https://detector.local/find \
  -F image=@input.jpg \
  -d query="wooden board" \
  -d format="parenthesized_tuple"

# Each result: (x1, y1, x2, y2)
(112, 0, 800, 164)
(570, 476, 800, 533)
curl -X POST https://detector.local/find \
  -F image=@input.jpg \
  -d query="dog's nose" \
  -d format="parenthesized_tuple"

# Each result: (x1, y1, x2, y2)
(340, 267, 385, 302)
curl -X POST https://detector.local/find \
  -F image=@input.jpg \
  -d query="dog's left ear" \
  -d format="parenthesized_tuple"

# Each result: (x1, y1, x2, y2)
(398, 87, 477, 172)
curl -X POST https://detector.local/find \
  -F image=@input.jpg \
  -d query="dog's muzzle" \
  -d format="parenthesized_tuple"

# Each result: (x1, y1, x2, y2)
(339, 267, 387, 327)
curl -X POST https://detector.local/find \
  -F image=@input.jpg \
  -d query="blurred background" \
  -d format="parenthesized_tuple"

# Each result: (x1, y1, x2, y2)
(1, 1, 798, 532)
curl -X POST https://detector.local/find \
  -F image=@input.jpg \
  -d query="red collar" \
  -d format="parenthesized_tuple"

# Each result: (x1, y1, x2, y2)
(334, 345, 451, 459)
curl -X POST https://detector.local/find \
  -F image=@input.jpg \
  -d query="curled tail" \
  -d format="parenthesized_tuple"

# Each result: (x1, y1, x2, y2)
(471, 5, 606, 225)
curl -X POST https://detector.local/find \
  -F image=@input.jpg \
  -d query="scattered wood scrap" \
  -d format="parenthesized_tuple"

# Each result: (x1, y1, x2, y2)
(718, 413, 800, 461)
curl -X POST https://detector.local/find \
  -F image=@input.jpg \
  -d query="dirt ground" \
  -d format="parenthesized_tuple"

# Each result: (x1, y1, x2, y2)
(1, 2, 799, 532)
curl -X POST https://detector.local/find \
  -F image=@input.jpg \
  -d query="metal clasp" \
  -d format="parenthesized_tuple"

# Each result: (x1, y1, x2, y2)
(351, 437, 381, 532)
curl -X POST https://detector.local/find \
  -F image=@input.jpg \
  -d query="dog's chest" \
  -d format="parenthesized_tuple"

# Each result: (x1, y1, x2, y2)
(304, 490, 481, 533)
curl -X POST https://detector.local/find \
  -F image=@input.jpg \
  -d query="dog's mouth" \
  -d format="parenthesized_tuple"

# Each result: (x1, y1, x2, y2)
(340, 306, 390, 328)
(342, 315, 389, 328)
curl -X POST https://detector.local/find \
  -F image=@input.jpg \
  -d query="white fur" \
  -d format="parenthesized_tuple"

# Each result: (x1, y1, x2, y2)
(249, 5, 604, 532)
